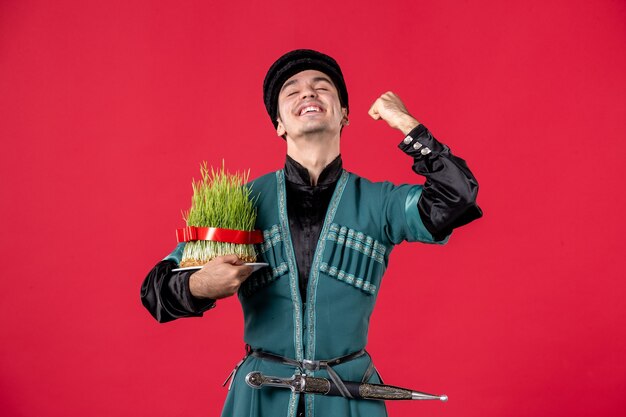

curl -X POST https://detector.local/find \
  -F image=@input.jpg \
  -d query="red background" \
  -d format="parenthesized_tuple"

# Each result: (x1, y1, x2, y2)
(1, 1, 625, 416)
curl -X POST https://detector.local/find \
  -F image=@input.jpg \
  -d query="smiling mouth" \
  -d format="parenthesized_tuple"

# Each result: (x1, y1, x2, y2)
(299, 106, 323, 116)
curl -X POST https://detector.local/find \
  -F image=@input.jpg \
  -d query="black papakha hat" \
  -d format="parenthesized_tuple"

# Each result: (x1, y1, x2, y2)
(263, 49, 349, 128)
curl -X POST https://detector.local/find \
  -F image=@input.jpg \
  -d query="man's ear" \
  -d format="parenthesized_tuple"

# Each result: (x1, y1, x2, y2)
(276, 118, 286, 137)
(341, 108, 349, 125)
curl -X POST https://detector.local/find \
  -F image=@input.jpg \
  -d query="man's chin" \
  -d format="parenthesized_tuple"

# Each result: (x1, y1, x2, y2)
(300, 126, 328, 135)
(298, 122, 338, 136)
(283, 121, 341, 140)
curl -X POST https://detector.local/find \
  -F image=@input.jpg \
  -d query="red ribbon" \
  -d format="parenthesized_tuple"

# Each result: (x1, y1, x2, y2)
(176, 226, 264, 244)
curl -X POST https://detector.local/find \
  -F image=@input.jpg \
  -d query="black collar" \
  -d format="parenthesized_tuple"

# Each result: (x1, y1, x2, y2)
(284, 155, 343, 186)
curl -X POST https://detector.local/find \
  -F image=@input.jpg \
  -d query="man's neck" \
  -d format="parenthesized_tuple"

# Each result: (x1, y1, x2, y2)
(286, 135, 340, 186)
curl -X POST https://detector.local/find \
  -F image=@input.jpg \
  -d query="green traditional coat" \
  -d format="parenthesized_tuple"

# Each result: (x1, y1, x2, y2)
(214, 169, 447, 417)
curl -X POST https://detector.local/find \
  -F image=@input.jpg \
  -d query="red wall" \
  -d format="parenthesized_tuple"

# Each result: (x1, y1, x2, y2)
(1, 1, 625, 416)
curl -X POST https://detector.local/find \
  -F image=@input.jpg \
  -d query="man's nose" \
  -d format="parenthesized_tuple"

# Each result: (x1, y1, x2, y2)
(300, 85, 317, 99)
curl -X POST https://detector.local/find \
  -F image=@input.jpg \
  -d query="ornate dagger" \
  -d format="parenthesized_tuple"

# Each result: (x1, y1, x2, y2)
(245, 372, 448, 401)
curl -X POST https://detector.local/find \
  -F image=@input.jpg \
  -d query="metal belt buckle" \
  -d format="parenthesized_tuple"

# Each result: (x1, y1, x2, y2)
(301, 359, 321, 371)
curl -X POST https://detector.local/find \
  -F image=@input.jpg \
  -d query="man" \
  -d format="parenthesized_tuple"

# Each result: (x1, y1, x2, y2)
(141, 49, 482, 417)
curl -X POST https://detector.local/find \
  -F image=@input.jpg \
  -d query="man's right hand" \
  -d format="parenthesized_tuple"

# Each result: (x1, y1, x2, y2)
(188, 255, 254, 300)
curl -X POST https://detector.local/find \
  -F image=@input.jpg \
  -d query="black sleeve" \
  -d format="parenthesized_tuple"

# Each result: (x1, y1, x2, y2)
(398, 124, 483, 242)
(140, 260, 216, 323)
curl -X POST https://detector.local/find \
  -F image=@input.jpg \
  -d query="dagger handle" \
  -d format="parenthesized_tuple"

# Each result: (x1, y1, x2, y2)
(246, 372, 303, 392)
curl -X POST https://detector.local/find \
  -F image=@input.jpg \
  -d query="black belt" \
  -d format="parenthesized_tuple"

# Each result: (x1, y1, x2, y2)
(224, 345, 376, 399)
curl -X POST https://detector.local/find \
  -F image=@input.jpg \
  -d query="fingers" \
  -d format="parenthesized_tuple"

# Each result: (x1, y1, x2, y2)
(368, 102, 381, 120)
(213, 254, 245, 265)
(367, 91, 418, 134)
(369, 91, 399, 120)
(208, 254, 253, 281)
(235, 264, 254, 281)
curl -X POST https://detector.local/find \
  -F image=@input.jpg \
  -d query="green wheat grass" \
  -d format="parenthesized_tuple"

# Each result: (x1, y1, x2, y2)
(180, 161, 258, 266)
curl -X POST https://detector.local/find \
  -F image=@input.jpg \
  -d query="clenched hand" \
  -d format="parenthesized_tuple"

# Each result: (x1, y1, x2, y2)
(368, 91, 420, 135)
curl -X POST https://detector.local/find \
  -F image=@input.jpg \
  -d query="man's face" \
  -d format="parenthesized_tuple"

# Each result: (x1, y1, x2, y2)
(276, 69, 347, 139)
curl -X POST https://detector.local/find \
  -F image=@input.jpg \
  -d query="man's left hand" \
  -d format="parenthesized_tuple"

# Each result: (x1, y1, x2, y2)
(368, 91, 420, 136)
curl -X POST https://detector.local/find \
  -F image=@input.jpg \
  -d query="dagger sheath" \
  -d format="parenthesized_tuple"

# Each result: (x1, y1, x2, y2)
(245, 372, 447, 402)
